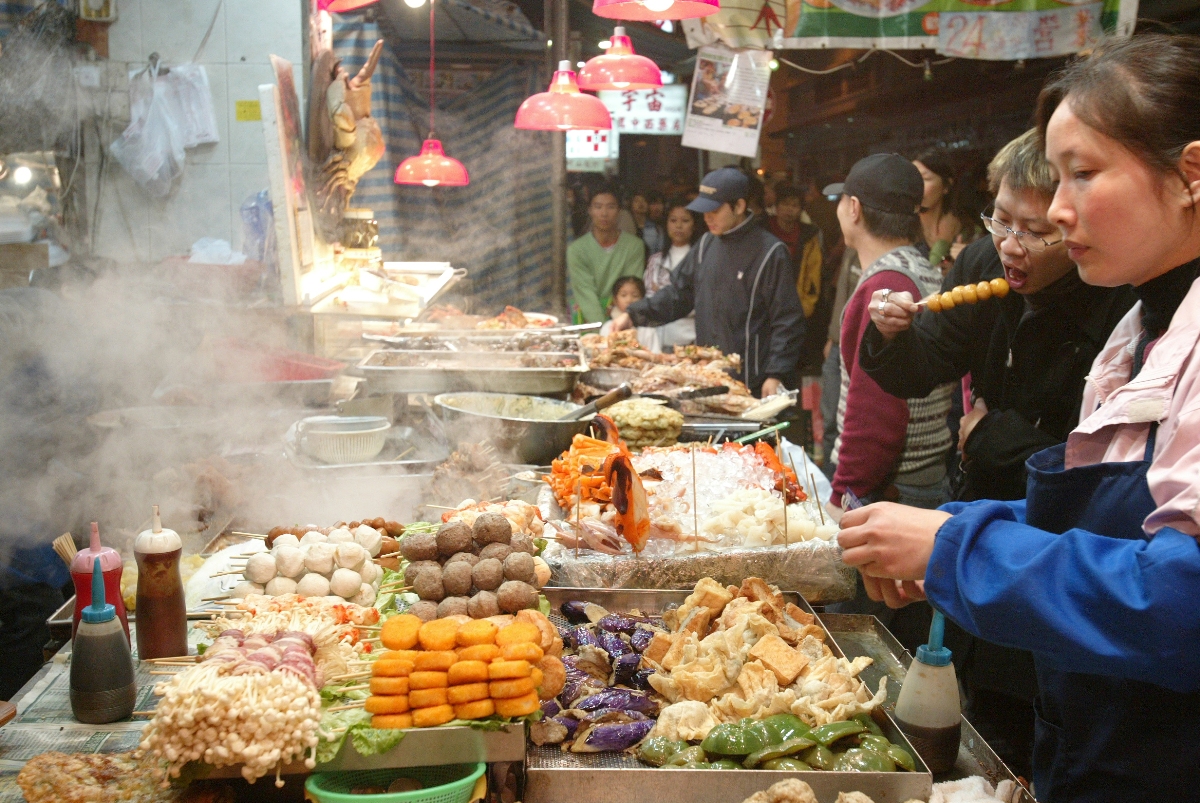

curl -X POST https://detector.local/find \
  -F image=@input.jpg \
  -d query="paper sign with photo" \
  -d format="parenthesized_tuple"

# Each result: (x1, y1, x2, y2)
(681, 46, 773, 158)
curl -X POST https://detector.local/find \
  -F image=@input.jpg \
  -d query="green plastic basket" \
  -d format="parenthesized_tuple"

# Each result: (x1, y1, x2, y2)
(305, 762, 486, 803)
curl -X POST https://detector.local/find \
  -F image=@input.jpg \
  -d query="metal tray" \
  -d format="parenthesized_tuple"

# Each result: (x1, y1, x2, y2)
(363, 332, 583, 353)
(526, 588, 933, 803)
(284, 422, 449, 473)
(356, 349, 588, 396)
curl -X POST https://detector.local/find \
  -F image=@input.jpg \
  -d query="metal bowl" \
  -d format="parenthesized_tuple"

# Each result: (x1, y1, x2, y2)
(434, 392, 593, 466)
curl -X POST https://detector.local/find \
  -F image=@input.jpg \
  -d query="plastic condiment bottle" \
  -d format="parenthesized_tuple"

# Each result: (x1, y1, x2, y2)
(134, 505, 188, 659)
(69, 522, 129, 643)
(70, 557, 137, 724)
(893, 610, 962, 774)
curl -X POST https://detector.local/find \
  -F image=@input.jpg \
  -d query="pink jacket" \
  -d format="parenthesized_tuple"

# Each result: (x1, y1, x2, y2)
(1070, 276, 1200, 538)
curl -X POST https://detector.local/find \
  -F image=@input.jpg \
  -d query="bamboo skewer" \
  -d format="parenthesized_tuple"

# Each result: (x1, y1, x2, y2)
(210, 570, 245, 578)
(810, 472, 826, 526)
(231, 531, 267, 539)
(52, 533, 77, 566)
(329, 671, 372, 681)
(132, 710, 157, 716)
(336, 684, 370, 693)
(149, 670, 182, 676)
(327, 702, 366, 712)
(202, 596, 232, 603)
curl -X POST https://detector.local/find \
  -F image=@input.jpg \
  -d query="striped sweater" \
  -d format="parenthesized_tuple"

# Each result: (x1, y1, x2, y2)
(832, 245, 953, 500)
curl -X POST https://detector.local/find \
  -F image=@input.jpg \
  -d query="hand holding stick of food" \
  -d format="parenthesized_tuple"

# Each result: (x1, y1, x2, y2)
(871, 278, 1011, 343)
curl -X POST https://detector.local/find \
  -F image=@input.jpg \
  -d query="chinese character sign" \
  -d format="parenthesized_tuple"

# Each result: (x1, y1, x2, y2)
(598, 85, 688, 136)
(565, 130, 620, 160)
(681, 46, 772, 158)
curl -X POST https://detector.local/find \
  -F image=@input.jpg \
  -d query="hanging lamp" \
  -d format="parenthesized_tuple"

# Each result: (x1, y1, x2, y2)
(319, 0, 379, 12)
(579, 27, 662, 91)
(395, 0, 469, 186)
(515, 61, 612, 131)
(592, 0, 718, 21)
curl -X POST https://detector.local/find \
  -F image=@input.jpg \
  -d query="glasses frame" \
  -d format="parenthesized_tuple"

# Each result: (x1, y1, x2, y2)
(979, 211, 1063, 253)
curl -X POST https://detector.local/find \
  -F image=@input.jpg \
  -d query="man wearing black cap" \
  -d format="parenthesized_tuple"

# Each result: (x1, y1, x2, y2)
(611, 167, 803, 398)
(825, 154, 954, 518)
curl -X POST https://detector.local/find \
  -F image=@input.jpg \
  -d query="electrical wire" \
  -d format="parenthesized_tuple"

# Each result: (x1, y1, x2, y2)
(775, 48, 955, 76)
(428, 0, 436, 138)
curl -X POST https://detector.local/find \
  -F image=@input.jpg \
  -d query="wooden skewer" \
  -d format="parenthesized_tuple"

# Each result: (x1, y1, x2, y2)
(810, 471, 826, 526)
(393, 446, 416, 461)
(149, 670, 182, 676)
(146, 656, 198, 663)
(202, 596, 232, 603)
(327, 702, 367, 712)
(336, 683, 371, 693)
(211, 570, 245, 578)
(376, 585, 412, 593)
(328, 671, 371, 681)
(376, 551, 400, 560)
(231, 531, 268, 539)
(423, 504, 458, 510)
(132, 710, 157, 716)
(145, 660, 197, 666)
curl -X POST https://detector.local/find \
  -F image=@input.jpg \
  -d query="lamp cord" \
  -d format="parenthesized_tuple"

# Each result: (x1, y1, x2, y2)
(429, 0, 435, 138)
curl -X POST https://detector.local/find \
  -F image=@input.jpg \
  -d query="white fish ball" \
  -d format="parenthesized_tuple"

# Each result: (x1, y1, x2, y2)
(231, 581, 263, 599)
(326, 527, 354, 545)
(329, 567, 362, 598)
(351, 583, 377, 607)
(270, 533, 300, 551)
(274, 546, 305, 578)
(360, 560, 382, 587)
(295, 573, 331, 598)
(353, 525, 383, 557)
(303, 542, 336, 575)
(264, 576, 297, 596)
(245, 553, 277, 584)
(335, 542, 367, 572)
(299, 531, 327, 547)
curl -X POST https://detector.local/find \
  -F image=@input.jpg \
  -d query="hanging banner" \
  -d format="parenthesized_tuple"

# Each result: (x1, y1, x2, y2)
(566, 129, 619, 173)
(681, 46, 773, 158)
(682, 0, 1136, 61)
(597, 85, 688, 135)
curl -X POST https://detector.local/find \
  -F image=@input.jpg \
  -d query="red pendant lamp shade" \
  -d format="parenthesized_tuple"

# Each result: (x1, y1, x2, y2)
(579, 27, 662, 91)
(395, 0, 469, 186)
(592, 0, 718, 21)
(319, 0, 379, 11)
(515, 61, 612, 131)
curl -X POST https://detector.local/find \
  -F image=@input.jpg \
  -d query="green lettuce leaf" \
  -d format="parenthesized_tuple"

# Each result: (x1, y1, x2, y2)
(315, 708, 374, 765)
(538, 595, 551, 617)
(350, 723, 407, 757)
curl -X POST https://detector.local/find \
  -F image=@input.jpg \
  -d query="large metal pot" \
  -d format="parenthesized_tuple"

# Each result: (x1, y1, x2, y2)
(434, 392, 593, 466)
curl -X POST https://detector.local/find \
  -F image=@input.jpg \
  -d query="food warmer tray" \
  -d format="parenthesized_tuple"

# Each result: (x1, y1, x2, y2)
(363, 332, 584, 352)
(356, 349, 588, 396)
(283, 422, 449, 473)
(526, 588, 933, 803)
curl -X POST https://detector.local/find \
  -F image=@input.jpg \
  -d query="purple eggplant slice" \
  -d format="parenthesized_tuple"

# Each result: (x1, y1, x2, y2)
(596, 614, 641, 634)
(530, 717, 569, 746)
(570, 719, 656, 753)
(629, 627, 657, 653)
(540, 699, 562, 719)
(613, 652, 642, 686)
(554, 714, 580, 740)
(560, 601, 591, 624)
(573, 688, 659, 715)
(597, 630, 631, 659)
(630, 668, 656, 691)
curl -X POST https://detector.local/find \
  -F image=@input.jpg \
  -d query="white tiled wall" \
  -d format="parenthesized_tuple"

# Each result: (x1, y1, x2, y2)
(90, 0, 303, 261)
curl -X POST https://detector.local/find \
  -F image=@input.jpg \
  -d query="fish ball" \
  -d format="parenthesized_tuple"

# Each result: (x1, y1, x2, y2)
(413, 565, 445, 602)
(274, 546, 305, 578)
(509, 532, 536, 555)
(270, 533, 300, 551)
(265, 576, 297, 596)
(496, 580, 538, 613)
(330, 568, 363, 599)
(400, 533, 438, 563)
(442, 561, 474, 597)
(231, 581, 263, 599)
(353, 583, 377, 607)
(409, 600, 439, 622)
(245, 553, 277, 584)
(304, 542, 336, 575)
(437, 521, 474, 558)
(360, 560, 383, 587)
(503, 552, 536, 585)
(532, 556, 551, 589)
(299, 530, 327, 547)
(472, 558, 504, 592)
(437, 597, 470, 618)
(472, 513, 512, 546)
(467, 591, 500, 619)
(327, 527, 354, 545)
(354, 525, 383, 557)
(296, 573, 331, 597)
(336, 542, 368, 572)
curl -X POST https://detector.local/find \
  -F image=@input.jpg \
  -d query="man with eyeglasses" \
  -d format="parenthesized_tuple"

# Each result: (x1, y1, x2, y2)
(854, 129, 1136, 778)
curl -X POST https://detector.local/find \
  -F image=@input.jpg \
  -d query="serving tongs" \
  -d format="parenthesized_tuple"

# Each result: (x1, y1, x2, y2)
(640, 385, 729, 411)
(560, 383, 633, 421)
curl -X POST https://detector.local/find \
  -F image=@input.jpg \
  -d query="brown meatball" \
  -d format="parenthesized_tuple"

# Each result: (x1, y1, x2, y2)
(409, 600, 439, 622)
(472, 513, 512, 547)
(400, 532, 438, 563)
(478, 543, 512, 563)
(509, 532, 537, 555)
(445, 552, 480, 567)
(496, 580, 539, 614)
(442, 561, 474, 597)
(384, 521, 405, 538)
(404, 560, 440, 587)
(437, 597, 470, 618)
(503, 552, 536, 585)
(413, 565, 445, 602)
(471, 558, 504, 592)
(380, 536, 400, 558)
(467, 591, 500, 619)
(437, 521, 474, 559)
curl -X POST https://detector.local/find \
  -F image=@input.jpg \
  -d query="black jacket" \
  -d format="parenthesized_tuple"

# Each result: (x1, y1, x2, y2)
(627, 215, 804, 395)
(859, 236, 1136, 502)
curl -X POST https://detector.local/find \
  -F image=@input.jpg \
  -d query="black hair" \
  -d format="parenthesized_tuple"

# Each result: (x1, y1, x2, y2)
(646, 190, 664, 205)
(773, 184, 802, 205)
(862, 206, 922, 243)
(591, 184, 620, 205)
(611, 276, 646, 298)
(657, 198, 702, 256)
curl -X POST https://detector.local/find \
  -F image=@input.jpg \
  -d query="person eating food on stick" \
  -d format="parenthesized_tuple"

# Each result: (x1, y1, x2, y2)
(611, 168, 804, 398)
(837, 34, 1200, 802)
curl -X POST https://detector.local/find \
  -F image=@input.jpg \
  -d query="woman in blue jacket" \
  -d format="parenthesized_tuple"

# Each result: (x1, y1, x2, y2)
(838, 34, 1200, 802)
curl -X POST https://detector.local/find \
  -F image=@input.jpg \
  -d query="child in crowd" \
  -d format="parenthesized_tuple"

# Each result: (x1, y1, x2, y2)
(600, 277, 661, 352)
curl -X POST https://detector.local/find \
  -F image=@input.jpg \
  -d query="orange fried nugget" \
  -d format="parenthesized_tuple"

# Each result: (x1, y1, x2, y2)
(379, 650, 419, 662)
(412, 704, 456, 727)
(409, 687, 449, 708)
(418, 619, 459, 651)
(454, 699, 495, 720)
(536, 655, 566, 700)
(495, 621, 540, 648)
(372, 713, 413, 729)
(495, 691, 540, 718)
(380, 614, 422, 651)
(488, 660, 532, 680)
(409, 671, 449, 689)
(370, 676, 410, 695)
(531, 667, 544, 688)
(458, 644, 501, 663)
(365, 695, 410, 715)
(456, 619, 498, 647)
(448, 660, 489, 686)
(413, 651, 457, 671)
(500, 642, 544, 663)
(373, 658, 415, 678)
(489, 677, 535, 699)
(447, 682, 490, 704)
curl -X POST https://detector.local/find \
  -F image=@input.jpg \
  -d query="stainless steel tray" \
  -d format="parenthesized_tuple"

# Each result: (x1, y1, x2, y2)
(284, 422, 449, 473)
(527, 588, 933, 803)
(356, 349, 588, 396)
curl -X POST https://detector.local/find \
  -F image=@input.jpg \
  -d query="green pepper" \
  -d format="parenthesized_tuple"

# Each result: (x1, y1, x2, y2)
(664, 746, 707, 767)
(799, 744, 835, 770)
(760, 714, 812, 744)
(809, 720, 866, 747)
(886, 744, 916, 772)
(856, 734, 891, 753)
(831, 748, 896, 773)
(853, 712, 884, 738)
(701, 722, 769, 757)
(639, 737, 690, 767)
(710, 759, 742, 770)
(742, 737, 818, 769)
(761, 757, 811, 771)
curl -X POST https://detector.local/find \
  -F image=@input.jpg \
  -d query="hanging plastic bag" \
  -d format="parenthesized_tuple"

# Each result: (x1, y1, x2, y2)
(110, 64, 187, 198)
(166, 64, 220, 148)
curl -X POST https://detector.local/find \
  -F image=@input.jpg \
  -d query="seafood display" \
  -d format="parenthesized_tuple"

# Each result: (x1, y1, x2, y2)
(605, 397, 684, 450)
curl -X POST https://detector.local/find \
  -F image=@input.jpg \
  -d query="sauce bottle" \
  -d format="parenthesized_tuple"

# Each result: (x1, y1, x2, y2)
(70, 557, 137, 724)
(893, 610, 962, 774)
(134, 505, 188, 659)
(69, 522, 128, 643)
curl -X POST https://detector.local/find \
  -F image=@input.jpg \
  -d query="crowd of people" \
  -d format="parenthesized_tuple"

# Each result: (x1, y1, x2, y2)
(567, 33, 1200, 798)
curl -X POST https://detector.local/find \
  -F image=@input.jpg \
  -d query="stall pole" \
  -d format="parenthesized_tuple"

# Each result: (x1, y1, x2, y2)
(547, 0, 569, 318)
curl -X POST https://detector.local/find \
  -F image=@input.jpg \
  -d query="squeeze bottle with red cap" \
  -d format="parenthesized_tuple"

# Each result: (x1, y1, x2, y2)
(70, 557, 136, 724)
(893, 610, 962, 774)
(70, 522, 128, 643)
(134, 505, 188, 659)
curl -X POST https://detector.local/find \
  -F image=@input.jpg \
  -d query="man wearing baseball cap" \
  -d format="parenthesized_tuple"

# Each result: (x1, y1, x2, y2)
(612, 167, 803, 398)
(827, 154, 955, 517)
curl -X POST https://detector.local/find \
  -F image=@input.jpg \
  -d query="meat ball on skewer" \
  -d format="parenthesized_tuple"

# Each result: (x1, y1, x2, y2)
(296, 573, 331, 598)
(330, 568, 363, 599)
(496, 580, 538, 613)
(412, 565, 445, 602)
(445, 551, 479, 567)
(409, 601, 439, 622)
(404, 560, 439, 587)
(265, 576, 297, 596)
(471, 558, 504, 592)
(400, 532, 438, 563)
(274, 546, 305, 579)
(437, 522, 474, 558)
(478, 543, 512, 563)
(509, 532, 536, 555)
(304, 542, 337, 575)
(472, 513, 512, 547)
(467, 591, 500, 619)
(245, 553, 277, 585)
(437, 597, 470, 618)
(442, 561, 473, 597)
(503, 552, 536, 585)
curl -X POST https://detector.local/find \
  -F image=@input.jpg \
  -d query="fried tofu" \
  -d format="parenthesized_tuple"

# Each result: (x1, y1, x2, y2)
(749, 634, 809, 686)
